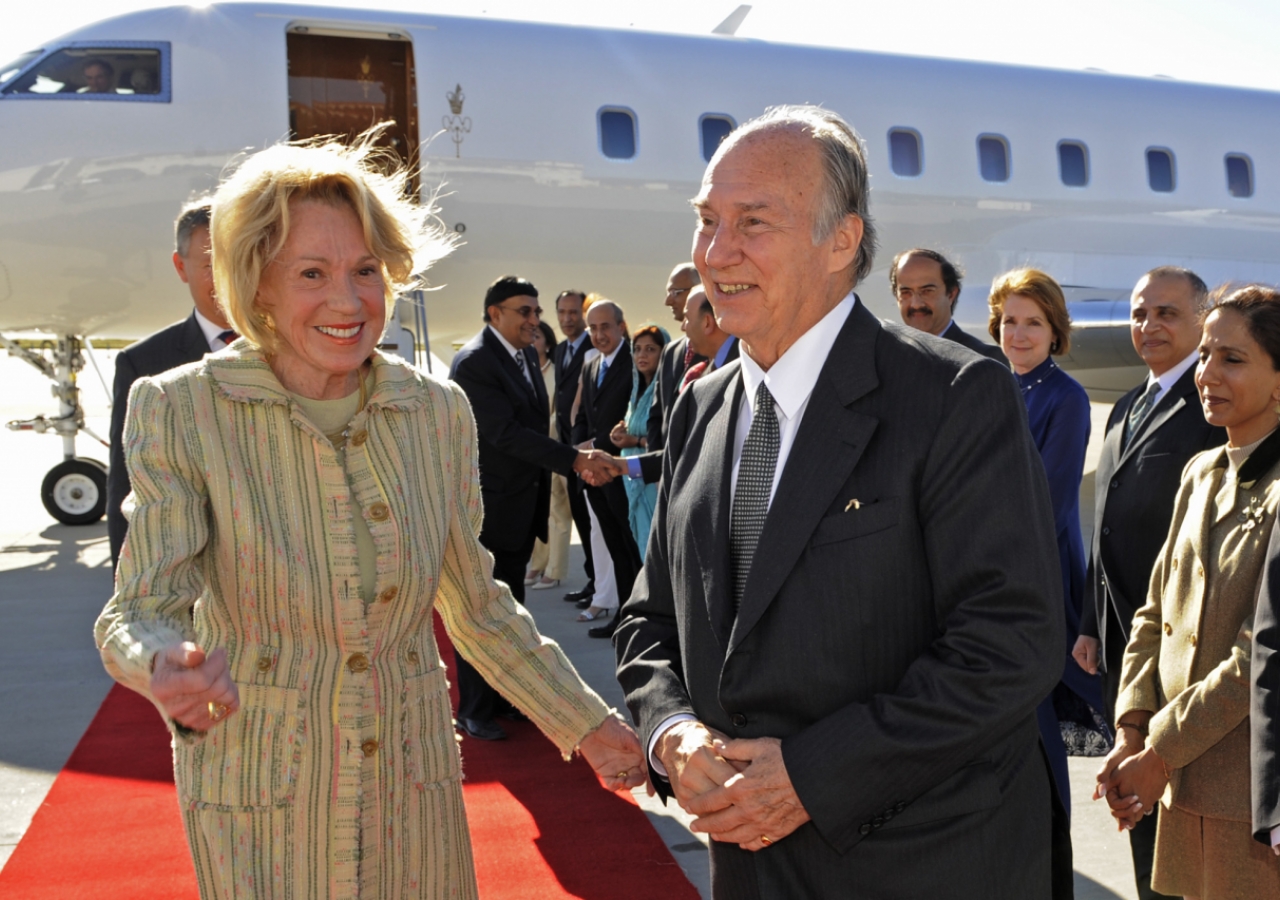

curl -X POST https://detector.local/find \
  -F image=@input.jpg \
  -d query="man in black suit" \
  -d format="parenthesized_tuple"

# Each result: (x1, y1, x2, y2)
(552, 289, 598, 605)
(573, 299, 643, 639)
(646, 263, 703, 456)
(108, 199, 235, 566)
(614, 105, 1062, 898)
(449, 276, 616, 740)
(1253, 522, 1280, 856)
(1074, 266, 1220, 900)
(890, 248, 1007, 363)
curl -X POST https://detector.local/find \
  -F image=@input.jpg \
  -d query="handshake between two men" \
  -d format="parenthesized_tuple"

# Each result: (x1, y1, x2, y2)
(573, 420, 642, 488)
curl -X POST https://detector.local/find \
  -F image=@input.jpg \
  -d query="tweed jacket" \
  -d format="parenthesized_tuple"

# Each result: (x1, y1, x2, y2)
(95, 346, 611, 900)
(1117, 438, 1280, 823)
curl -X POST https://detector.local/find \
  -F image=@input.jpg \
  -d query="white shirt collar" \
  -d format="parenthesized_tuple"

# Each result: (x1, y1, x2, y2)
(194, 308, 228, 350)
(738, 292, 857, 421)
(600, 341, 623, 369)
(1148, 350, 1199, 399)
(487, 323, 526, 361)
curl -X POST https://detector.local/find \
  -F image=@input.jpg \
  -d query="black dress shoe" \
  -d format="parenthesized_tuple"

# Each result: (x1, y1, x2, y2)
(456, 717, 506, 741)
(575, 596, 593, 610)
(563, 587, 592, 603)
(588, 616, 618, 639)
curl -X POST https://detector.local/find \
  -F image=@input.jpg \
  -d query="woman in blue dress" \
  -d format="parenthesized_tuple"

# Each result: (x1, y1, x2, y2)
(990, 267, 1106, 895)
(606, 324, 668, 560)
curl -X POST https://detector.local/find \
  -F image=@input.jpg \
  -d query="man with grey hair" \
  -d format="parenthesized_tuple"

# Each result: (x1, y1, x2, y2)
(107, 198, 235, 566)
(615, 104, 1062, 896)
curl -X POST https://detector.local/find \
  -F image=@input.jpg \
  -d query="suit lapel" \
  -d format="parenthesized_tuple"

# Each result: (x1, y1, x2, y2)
(694, 373, 743, 650)
(727, 304, 882, 655)
(1118, 367, 1196, 467)
(182, 312, 211, 359)
(482, 328, 537, 407)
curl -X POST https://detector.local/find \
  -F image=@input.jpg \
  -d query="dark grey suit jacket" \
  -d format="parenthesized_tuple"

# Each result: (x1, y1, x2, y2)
(450, 328, 577, 553)
(1081, 366, 1225, 676)
(615, 302, 1063, 898)
(1254, 520, 1280, 844)
(945, 320, 1007, 363)
(552, 334, 588, 444)
(108, 312, 211, 565)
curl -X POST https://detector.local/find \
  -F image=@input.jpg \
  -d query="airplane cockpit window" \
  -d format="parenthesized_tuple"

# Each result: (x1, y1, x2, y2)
(1058, 142, 1089, 187)
(978, 135, 1010, 182)
(0, 51, 41, 87)
(1146, 148, 1175, 193)
(599, 108, 637, 159)
(700, 115, 735, 162)
(1226, 154, 1253, 198)
(888, 129, 923, 177)
(0, 44, 168, 101)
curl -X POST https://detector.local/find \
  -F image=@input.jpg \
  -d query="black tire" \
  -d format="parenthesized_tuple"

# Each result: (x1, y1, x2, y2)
(41, 458, 108, 525)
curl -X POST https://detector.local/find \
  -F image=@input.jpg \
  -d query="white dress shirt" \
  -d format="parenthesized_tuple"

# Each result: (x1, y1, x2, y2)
(487, 324, 535, 387)
(194, 309, 233, 352)
(1142, 350, 1198, 406)
(647, 292, 858, 774)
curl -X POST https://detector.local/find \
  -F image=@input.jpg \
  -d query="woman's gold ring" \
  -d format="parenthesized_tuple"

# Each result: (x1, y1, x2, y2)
(616, 771, 629, 779)
(760, 835, 773, 846)
(208, 701, 229, 721)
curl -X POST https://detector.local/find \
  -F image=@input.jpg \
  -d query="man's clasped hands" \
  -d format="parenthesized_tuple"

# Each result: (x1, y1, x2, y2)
(655, 720, 812, 852)
(572, 421, 639, 487)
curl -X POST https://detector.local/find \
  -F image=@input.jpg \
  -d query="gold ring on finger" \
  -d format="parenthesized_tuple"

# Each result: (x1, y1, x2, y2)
(616, 771, 629, 779)
(208, 701, 229, 721)
(760, 835, 773, 846)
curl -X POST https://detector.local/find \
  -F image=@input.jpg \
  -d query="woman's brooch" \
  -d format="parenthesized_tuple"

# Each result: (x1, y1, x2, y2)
(1238, 494, 1267, 531)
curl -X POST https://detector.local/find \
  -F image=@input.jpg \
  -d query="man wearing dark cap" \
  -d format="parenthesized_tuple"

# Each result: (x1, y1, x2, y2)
(890, 248, 1007, 362)
(448, 275, 616, 739)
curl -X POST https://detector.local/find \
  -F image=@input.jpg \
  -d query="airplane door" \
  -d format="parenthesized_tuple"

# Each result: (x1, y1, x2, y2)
(286, 31, 419, 184)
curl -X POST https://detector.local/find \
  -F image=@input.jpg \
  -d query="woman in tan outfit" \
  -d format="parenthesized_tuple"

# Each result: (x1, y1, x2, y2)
(94, 134, 644, 899)
(1098, 285, 1280, 898)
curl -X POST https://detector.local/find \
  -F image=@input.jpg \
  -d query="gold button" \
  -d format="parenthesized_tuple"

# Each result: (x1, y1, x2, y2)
(1190, 633, 1198, 647)
(256, 655, 274, 672)
(407, 650, 420, 665)
(1163, 622, 1173, 636)
(348, 653, 370, 673)
(379, 585, 399, 604)
(1197, 565, 1204, 578)
(369, 502, 390, 522)
(350, 430, 368, 447)
(361, 739, 379, 757)
(1171, 558, 1179, 570)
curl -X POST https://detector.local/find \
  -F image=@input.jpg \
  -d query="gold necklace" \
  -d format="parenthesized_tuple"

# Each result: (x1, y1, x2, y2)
(325, 367, 371, 448)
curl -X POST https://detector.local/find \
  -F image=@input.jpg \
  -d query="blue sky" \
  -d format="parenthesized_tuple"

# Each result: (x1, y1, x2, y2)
(5, 1, 1280, 94)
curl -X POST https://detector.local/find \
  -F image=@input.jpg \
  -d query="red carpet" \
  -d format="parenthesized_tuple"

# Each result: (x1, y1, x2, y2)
(0, 616, 697, 899)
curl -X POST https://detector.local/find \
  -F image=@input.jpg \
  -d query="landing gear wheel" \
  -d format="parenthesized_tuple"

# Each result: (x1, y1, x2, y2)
(41, 458, 108, 525)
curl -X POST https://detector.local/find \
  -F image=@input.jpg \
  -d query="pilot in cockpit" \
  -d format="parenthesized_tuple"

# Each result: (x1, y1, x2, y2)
(78, 58, 115, 93)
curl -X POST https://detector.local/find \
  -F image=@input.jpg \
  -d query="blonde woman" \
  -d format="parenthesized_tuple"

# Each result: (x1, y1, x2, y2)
(94, 134, 643, 899)
(1099, 285, 1280, 899)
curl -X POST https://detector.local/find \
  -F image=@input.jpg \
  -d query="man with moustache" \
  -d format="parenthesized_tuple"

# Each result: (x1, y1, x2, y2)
(614, 105, 1061, 897)
(647, 263, 704, 456)
(890, 248, 1006, 362)
(449, 276, 616, 740)
(1074, 266, 1221, 900)
(108, 199, 236, 567)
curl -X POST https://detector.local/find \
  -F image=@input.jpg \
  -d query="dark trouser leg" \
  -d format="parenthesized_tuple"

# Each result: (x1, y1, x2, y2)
(454, 542, 531, 722)
(566, 473, 595, 591)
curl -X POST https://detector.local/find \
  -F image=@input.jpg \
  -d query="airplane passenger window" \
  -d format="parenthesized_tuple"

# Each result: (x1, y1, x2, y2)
(700, 115, 735, 162)
(978, 135, 1009, 182)
(1226, 154, 1253, 198)
(599, 108, 637, 159)
(1146, 149, 1175, 192)
(1, 45, 167, 100)
(888, 129, 922, 177)
(1058, 142, 1088, 187)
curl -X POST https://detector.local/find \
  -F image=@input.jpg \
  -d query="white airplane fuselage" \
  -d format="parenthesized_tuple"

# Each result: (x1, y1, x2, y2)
(2, 3, 1278, 375)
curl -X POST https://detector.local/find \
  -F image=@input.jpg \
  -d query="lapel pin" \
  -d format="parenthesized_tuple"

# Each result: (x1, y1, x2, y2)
(845, 498, 862, 512)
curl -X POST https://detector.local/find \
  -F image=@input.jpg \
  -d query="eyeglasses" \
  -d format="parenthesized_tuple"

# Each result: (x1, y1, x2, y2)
(497, 303, 542, 319)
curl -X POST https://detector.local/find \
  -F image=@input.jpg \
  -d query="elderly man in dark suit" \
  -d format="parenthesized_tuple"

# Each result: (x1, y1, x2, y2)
(890, 248, 1007, 363)
(551, 289, 599, 605)
(449, 276, 616, 739)
(1074, 266, 1220, 900)
(108, 198, 236, 566)
(614, 105, 1062, 898)
(573, 299, 643, 639)
(646, 263, 703, 455)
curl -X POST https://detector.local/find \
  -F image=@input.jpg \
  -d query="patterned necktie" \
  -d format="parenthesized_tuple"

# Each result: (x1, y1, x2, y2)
(680, 361, 708, 393)
(683, 341, 695, 369)
(1125, 380, 1161, 448)
(731, 382, 781, 610)
(515, 350, 534, 389)
(217, 329, 239, 345)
